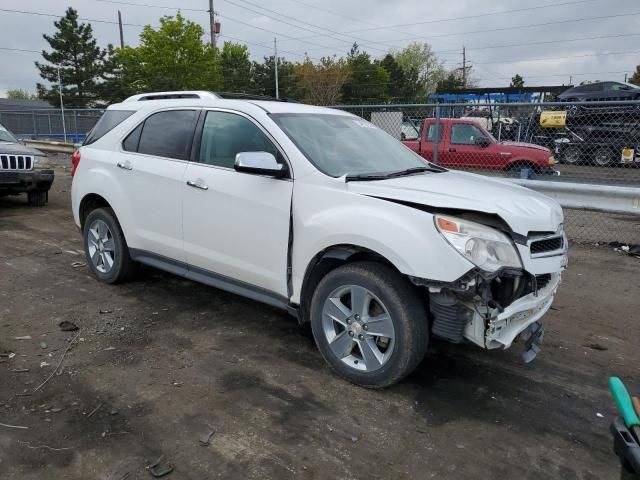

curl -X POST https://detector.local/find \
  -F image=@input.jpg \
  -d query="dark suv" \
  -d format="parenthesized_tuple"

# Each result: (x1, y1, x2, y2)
(0, 123, 53, 206)
(558, 81, 640, 102)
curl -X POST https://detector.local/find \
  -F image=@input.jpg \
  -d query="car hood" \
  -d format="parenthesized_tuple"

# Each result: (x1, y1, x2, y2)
(347, 170, 563, 236)
(0, 141, 45, 156)
(499, 141, 550, 153)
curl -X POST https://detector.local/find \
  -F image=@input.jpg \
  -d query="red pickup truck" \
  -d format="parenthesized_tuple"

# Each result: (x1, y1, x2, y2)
(402, 118, 557, 173)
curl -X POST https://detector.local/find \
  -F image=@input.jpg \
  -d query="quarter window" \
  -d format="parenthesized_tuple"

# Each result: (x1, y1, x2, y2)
(451, 124, 485, 145)
(199, 111, 279, 169)
(126, 110, 198, 160)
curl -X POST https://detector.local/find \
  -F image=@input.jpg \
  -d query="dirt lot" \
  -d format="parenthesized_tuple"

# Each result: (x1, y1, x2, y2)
(1, 158, 639, 479)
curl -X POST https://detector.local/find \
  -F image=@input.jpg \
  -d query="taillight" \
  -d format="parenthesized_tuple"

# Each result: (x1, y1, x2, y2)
(71, 150, 81, 177)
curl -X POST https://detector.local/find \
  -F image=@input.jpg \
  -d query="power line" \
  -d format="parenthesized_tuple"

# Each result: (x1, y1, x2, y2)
(0, 7, 146, 27)
(96, 0, 206, 11)
(224, 0, 396, 53)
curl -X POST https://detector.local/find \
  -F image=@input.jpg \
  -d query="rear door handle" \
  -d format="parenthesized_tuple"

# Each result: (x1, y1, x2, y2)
(186, 179, 209, 190)
(448, 148, 456, 152)
(116, 161, 133, 170)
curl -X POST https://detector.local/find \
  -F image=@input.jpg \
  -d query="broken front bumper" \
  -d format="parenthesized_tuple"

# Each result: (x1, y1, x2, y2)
(482, 272, 561, 350)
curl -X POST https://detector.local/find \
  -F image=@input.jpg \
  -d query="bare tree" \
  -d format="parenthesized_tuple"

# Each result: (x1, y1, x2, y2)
(295, 56, 350, 105)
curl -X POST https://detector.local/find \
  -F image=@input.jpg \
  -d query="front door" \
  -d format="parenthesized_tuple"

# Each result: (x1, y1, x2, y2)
(440, 123, 498, 169)
(182, 110, 293, 297)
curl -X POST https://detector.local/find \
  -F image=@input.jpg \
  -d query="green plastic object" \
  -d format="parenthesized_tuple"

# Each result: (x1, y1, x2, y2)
(609, 376, 640, 428)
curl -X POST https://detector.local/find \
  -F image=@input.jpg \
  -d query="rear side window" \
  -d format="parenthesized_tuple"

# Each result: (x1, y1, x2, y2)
(135, 110, 198, 160)
(84, 110, 134, 145)
(426, 124, 443, 142)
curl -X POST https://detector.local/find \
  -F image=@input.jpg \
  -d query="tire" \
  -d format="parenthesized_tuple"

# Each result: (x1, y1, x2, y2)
(561, 146, 582, 165)
(83, 207, 137, 284)
(27, 190, 47, 207)
(593, 147, 617, 167)
(507, 161, 540, 174)
(309, 261, 428, 388)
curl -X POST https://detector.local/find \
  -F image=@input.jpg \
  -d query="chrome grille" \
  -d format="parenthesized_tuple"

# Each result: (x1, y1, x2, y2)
(0, 155, 33, 171)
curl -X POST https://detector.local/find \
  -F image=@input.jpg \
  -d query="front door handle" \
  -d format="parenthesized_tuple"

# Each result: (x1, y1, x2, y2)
(186, 179, 209, 190)
(116, 161, 133, 170)
(448, 148, 456, 152)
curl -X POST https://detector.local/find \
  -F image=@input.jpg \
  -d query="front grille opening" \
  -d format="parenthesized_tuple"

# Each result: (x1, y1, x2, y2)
(530, 236, 564, 254)
(0, 154, 33, 171)
(535, 274, 552, 290)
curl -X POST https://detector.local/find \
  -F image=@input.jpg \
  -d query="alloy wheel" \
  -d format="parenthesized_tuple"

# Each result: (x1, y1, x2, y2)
(321, 285, 395, 372)
(87, 219, 116, 274)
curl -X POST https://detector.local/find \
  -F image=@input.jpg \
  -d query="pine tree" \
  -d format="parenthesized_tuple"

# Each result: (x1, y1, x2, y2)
(36, 7, 109, 107)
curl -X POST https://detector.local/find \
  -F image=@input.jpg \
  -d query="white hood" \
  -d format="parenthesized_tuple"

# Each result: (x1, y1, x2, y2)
(347, 170, 563, 236)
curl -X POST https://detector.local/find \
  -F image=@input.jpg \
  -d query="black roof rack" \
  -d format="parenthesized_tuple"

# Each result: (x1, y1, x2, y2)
(213, 92, 298, 103)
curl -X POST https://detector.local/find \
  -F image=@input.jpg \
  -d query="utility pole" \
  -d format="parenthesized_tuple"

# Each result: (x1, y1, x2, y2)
(274, 37, 279, 99)
(624, 73, 628, 82)
(462, 45, 466, 88)
(118, 10, 124, 48)
(569, 75, 573, 85)
(57, 66, 67, 143)
(208, 0, 216, 48)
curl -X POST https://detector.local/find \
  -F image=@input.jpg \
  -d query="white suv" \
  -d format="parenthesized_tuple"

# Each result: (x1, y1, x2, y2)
(71, 91, 567, 387)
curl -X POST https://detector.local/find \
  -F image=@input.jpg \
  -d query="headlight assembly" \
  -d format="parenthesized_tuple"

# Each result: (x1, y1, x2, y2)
(434, 215, 522, 272)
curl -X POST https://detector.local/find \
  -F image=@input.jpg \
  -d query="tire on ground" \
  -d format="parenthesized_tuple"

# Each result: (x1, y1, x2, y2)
(309, 261, 428, 388)
(27, 190, 47, 207)
(83, 207, 137, 284)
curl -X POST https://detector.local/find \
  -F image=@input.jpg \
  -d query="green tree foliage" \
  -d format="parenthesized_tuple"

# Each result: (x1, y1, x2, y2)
(295, 56, 350, 105)
(5, 89, 38, 100)
(342, 43, 389, 104)
(380, 54, 409, 101)
(35, 7, 110, 107)
(510, 74, 525, 88)
(118, 13, 222, 92)
(221, 41, 252, 92)
(251, 56, 297, 99)
(393, 42, 444, 99)
(629, 65, 640, 86)
(436, 71, 465, 92)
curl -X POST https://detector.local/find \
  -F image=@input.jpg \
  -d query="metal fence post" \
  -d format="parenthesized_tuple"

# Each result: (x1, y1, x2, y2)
(433, 104, 440, 165)
(31, 111, 37, 138)
(47, 112, 52, 136)
(74, 110, 78, 143)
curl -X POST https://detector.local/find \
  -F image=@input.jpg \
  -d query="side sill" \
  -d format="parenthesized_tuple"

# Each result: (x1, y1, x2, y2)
(129, 248, 298, 316)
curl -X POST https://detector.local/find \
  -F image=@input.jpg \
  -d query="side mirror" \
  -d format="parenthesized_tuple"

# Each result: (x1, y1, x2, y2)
(474, 137, 491, 147)
(234, 151, 286, 178)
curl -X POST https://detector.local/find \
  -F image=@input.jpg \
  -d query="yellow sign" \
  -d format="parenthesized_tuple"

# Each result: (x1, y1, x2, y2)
(540, 111, 567, 128)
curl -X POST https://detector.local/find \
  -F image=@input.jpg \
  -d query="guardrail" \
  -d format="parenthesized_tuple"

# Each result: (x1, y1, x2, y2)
(506, 179, 640, 215)
(22, 139, 75, 154)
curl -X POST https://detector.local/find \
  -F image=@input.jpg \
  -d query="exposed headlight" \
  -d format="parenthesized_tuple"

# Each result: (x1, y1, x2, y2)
(548, 156, 557, 165)
(434, 215, 522, 272)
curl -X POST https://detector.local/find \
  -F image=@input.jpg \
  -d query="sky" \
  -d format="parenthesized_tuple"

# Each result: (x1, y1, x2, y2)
(0, 0, 639, 97)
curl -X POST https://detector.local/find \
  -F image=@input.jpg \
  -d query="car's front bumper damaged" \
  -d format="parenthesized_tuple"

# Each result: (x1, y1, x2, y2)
(412, 267, 563, 362)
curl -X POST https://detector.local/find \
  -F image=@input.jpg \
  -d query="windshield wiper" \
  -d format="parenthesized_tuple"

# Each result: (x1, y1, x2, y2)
(345, 166, 443, 182)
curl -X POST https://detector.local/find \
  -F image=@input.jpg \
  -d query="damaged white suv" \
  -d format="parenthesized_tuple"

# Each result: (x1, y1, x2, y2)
(71, 91, 567, 387)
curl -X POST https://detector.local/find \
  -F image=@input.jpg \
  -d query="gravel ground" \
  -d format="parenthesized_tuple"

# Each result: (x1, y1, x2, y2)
(1, 156, 639, 479)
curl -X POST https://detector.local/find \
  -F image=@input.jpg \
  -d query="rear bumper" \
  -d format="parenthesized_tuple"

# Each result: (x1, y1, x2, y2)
(0, 169, 54, 194)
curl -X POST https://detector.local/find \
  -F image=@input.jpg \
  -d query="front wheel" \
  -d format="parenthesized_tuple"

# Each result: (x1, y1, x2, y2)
(593, 147, 617, 167)
(309, 261, 428, 388)
(27, 190, 47, 207)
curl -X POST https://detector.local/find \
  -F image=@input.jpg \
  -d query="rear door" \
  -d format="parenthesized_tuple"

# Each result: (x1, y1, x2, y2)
(116, 108, 199, 262)
(414, 120, 444, 163)
(181, 109, 293, 297)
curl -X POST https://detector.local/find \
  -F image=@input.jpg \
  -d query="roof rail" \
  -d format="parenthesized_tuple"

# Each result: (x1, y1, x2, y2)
(213, 92, 299, 103)
(123, 91, 221, 102)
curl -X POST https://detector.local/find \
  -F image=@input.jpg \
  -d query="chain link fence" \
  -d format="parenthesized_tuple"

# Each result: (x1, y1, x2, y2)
(1, 103, 638, 244)
(0, 108, 103, 144)
(332, 101, 640, 245)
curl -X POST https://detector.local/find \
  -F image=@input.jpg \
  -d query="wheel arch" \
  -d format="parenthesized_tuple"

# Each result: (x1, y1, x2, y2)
(297, 244, 414, 324)
(79, 193, 113, 230)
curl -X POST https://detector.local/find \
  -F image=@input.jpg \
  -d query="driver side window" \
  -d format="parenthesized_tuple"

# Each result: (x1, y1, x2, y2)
(199, 111, 279, 169)
(451, 124, 485, 145)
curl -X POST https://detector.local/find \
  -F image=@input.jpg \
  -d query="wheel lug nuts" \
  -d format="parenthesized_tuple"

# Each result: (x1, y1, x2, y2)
(363, 324, 368, 331)
(354, 314, 360, 320)
(348, 331, 354, 337)
(346, 319, 351, 324)
(358, 334, 364, 340)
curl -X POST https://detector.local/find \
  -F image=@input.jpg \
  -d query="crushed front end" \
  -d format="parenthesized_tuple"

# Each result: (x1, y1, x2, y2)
(414, 217, 568, 362)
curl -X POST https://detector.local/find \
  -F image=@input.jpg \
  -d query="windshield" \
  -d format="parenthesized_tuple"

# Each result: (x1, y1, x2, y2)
(271, 113, 434, 177)
(0, 125, 18, 143)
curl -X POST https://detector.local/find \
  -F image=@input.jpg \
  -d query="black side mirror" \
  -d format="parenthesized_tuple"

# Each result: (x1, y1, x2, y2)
(474, 137, 491, 147)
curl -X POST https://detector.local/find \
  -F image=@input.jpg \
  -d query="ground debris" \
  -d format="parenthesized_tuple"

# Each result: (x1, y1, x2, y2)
(147, 455, 174, 478)
(71, 261, 86, 268)
(86, 403, 103, 419)
(59, 321, 79, 332)
(14, 336, 32, 340)
(198, 428, 216, 447)
(583, 343, 608, 351)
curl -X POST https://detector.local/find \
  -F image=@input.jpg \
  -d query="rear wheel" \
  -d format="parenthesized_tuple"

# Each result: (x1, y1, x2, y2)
(83, 207, 137, 284)
(561, 146, 582, 165)
(27, 190, 47, 207)
(593, 147, 617, 167)
(309, 261, 428, 388)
